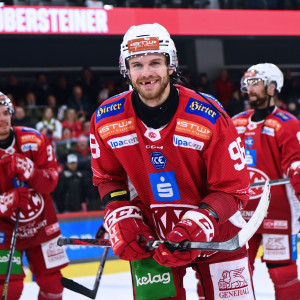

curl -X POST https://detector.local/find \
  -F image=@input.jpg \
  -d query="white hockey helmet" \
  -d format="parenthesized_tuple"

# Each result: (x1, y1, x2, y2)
(119, 23, 178, 77)
(0, 92, 14, 115)
(241, 63, 284, 94)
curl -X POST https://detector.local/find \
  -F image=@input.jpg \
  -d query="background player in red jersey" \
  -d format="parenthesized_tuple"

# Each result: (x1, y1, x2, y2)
(233, 63, 300, 299)
(91, 23, 255, 299)
(0, 92, 69, 299)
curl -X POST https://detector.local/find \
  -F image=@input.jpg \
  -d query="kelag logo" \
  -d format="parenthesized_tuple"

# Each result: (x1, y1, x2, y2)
(96, 98, 125, 122)
(150, 152, 167, 169)
(185, 98, 220, 124)
(149, 171, 181, 201)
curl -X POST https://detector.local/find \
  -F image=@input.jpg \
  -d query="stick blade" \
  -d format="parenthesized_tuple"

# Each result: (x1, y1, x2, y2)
(61, 277, 97, 299)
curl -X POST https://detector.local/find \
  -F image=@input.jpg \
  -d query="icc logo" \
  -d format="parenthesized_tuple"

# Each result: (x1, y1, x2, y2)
(150, 152, 167, 169)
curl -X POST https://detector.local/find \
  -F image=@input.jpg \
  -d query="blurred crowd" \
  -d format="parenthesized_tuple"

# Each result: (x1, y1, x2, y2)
(2, 66, 300, 213)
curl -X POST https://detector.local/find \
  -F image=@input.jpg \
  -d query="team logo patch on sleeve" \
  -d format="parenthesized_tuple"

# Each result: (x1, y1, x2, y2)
(185, 98, 220, 124)
(274, 111, 291, 122)
(96, 98, 125, 122)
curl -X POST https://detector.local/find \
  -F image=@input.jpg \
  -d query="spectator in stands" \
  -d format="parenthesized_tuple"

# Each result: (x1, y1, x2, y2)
(82, 120, 91, 137)
(287, 100, 300, 119)
(53, 74, 72, 106)
(12, 106, 35, 128)
(47, 94, 60, 118)
(61, 108, 84, 138)
(196, 72, 216, 95)
(73, 135, 101, 210)
(24, 91, 43, 125)
(79, 66, 99, 102)
(74, 134, 90, 171)
(54, 127, 77, 164)
(36, 107, 62, 141)
(3, 74, 26, 105)
(226, 89, 247, 117)
(32, 73, 52, 106)
(67, 84, 92, 118)
(53, 154, 87, 213)
(98, 80, 117, 105)
(213, 68, 235, 108)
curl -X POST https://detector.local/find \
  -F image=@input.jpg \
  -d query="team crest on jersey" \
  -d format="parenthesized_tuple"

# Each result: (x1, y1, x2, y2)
(10, 189, 44, 223)
(185, 99, 220, 124)
(150, 204, 195, 239)
(274, 111, 291, 122)
(96, 98, 125, 122)
(248, 167, 270, 199)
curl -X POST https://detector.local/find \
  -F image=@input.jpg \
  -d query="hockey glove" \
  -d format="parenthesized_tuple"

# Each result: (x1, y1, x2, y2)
(95, 224, 107, 239)
(104, 201, 155, 261)
(154, 209, 218, 267)
(287, 162, 300, 201)
(0, 187, 30, 217)
(4, 153, 35, 182)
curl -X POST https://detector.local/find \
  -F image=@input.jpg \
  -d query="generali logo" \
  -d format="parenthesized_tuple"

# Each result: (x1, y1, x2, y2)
(98, 118, 135, 139)
(128, 37, 159, 53)
(218, 267, 250, 298)
(175, 118, 212, 140)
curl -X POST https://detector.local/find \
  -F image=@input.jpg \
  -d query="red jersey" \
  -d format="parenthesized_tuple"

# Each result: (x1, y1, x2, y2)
(0, 126, 61, 250)
(233, 107, 300, 235)
(90, 85, 250, 257)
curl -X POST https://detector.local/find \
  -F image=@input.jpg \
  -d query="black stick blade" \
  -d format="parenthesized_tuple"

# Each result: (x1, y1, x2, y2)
(61, 277, 97, 299)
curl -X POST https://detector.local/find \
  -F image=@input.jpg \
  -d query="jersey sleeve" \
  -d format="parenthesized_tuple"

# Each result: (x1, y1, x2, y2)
(201, 120, 250, 223)
(27, 132, 59, 194)
(276, 116, 300, 173)
(90, 113, 129, 199)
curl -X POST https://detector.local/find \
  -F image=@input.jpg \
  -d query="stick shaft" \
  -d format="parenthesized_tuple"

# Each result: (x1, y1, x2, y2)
(250, 178, 290, 188)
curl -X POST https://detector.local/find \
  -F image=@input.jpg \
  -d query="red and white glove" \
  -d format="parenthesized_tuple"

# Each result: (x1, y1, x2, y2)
(154, 209, 218, 267)
(104, 201, 155, 261)
(95, 224, 108, 239)
(0, 187, 30, 217)
(4, 153, 35, 182)
(287, 162, 300, 201)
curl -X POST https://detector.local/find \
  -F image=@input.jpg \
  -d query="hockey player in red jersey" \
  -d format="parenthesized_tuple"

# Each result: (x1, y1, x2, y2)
(0, 92, 69, 299)
(233, 63, 300, 299)
(91, 23, 254, 299)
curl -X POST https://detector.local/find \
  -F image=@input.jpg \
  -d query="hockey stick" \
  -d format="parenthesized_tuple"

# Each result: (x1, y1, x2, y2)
(250, 177, 290, 188)
(58, 181, 270, 252)
(2, 178, 21, 300)
(61, 231, 109, 299)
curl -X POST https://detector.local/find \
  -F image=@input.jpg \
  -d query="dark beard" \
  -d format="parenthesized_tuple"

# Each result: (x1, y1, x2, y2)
(249, 95, 268, 108)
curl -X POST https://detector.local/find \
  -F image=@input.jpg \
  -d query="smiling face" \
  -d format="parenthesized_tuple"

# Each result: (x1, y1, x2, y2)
(0, 105, 11, 141)
(128, 53, 174, 107)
